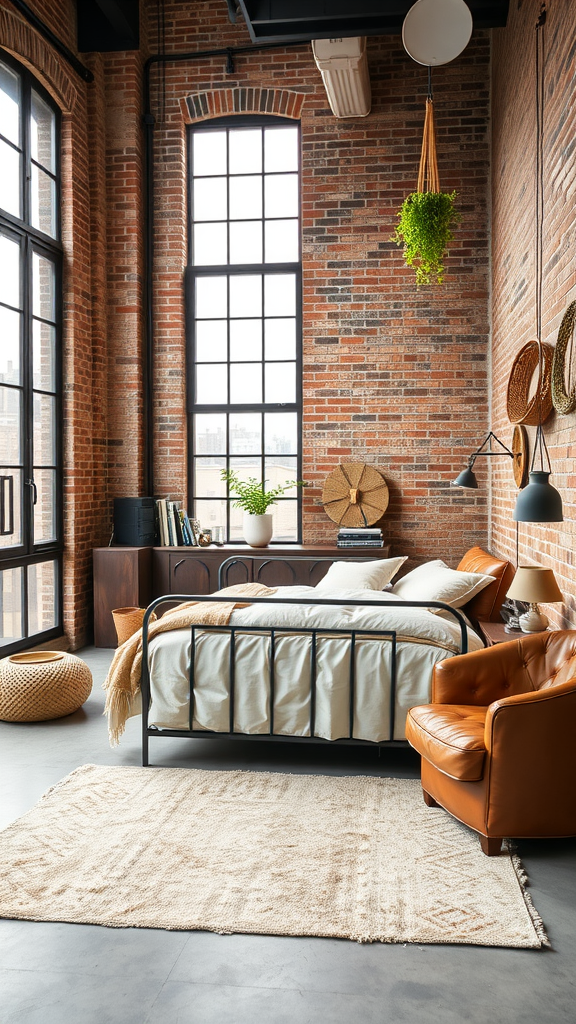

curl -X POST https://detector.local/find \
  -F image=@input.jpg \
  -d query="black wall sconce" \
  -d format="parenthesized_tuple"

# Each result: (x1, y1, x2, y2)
(451, 431, 513, 489)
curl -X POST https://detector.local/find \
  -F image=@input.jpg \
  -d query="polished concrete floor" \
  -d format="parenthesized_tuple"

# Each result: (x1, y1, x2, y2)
(0, 646, 575, 1024)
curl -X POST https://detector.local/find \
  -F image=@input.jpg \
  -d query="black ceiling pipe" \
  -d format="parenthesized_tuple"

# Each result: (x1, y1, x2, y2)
(7, 0, 94, 82)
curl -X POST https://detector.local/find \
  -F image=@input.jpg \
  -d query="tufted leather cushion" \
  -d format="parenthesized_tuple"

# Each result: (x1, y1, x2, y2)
(406, 704, 488, 781)
(457, 546, 515, 622)
(432, 630, 576, 706)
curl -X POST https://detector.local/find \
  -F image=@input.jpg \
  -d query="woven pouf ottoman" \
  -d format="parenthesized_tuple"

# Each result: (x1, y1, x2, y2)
(0, 652, 93, 722)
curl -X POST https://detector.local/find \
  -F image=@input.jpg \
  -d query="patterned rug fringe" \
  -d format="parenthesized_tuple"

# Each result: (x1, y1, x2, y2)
(505, 840, 551, 949)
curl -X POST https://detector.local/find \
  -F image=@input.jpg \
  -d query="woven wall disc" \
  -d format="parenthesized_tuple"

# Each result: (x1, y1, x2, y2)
(322, 463, 389, 527)
(551, 300, 576, 415)
(511, 424, 529, 488)
(506, 340, 554, 425)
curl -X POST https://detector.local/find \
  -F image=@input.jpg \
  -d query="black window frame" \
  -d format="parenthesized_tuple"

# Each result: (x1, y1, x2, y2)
(0, 50, 63, 654)
(186, 114, 303, 544)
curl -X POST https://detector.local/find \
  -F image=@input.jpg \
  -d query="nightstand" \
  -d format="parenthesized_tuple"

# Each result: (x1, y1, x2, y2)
(476, 620, 549, 647)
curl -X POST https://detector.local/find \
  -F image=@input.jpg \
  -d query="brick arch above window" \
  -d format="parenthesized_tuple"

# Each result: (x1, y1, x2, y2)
(0, 7, 78, 113)
(181, 87, 305, 124)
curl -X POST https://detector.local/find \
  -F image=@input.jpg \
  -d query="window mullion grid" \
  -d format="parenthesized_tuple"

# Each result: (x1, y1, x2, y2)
(0, 55, 62, 649)
(21, 72, 31, 232)
(189, 121, 301, 544)
(260, 271, 266, 486)
(226, 128, 230, 267)
(261, 127, 265, 281)
(226, 267, 231, 541)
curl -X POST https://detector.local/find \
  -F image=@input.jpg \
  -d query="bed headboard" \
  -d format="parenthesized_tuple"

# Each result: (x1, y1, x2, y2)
(458, 547, 515, 623)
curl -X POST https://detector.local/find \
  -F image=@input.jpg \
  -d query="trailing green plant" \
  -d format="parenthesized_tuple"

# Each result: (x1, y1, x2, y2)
(221, 469, 306, 516)
(392, 190, 460, 286)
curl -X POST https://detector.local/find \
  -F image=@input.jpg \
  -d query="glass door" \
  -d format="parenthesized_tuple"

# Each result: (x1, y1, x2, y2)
(0, 55, 62, 653)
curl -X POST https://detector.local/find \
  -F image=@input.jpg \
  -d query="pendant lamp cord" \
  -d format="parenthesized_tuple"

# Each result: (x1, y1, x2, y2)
(534, 2, 548, 473)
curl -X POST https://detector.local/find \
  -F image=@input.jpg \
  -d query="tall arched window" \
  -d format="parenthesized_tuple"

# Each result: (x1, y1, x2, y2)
(186, 116, 302, 543)
(0, 53, 62, 652)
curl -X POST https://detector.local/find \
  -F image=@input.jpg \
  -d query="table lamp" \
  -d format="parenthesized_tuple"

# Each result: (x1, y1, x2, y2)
(506, 566, 563, 633)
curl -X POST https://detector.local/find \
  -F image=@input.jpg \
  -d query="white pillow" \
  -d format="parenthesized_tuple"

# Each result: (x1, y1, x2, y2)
(391, 559, 495, 609)
(314, 557, 407, 593)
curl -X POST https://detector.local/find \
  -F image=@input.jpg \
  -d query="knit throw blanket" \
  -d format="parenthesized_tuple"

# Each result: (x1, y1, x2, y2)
(103, 583, 277, 746)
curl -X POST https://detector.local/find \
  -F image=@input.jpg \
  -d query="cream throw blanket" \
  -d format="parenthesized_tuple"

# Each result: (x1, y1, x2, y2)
(104, 583, 276, 746)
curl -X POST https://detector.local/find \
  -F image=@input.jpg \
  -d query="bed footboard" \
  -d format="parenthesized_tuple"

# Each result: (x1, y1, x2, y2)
(140, 563, 469, 766)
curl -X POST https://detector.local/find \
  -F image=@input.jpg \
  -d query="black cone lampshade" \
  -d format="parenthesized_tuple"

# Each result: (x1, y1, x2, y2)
(451, 432, 512, 489)
(452, 464, 478, 488)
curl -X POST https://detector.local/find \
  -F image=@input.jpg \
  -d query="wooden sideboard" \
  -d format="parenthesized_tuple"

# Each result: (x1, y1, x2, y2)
(93, 543, 390, 647)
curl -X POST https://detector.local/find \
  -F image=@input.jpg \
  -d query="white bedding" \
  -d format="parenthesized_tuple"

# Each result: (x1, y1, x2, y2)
(147, 587, 483, 742)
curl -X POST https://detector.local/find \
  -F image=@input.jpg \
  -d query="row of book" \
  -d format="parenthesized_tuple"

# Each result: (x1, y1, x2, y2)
(336, 527, 384, 548)
(156, 499, 198, 547)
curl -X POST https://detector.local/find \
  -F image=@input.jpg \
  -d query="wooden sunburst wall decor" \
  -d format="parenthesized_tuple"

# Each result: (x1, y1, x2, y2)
(322, 463, 389, 528)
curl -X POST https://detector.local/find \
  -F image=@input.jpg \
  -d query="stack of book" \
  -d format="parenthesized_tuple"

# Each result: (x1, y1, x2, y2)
(155, 498, 198, 546)
(336, 527, 384, 548)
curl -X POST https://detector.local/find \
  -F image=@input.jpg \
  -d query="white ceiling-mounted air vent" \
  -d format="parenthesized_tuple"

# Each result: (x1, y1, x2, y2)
(312, 37, 371, 119)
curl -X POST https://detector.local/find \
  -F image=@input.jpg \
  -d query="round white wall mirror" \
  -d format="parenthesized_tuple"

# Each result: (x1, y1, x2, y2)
(402, 0, 473, 66)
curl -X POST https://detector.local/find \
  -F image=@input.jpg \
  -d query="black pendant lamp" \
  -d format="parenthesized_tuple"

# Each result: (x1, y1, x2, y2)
(513, 3, 563, 525)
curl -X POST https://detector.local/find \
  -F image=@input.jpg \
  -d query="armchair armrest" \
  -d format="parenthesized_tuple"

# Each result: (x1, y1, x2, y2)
(432, 634, 543, 706)
(484, 677, 576, 754)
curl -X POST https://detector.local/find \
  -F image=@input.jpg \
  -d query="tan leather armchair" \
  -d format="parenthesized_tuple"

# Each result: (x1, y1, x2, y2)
(405, 630, 576, 855)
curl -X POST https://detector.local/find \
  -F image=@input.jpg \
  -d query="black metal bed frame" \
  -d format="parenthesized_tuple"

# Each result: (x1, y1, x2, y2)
(140, 556, 469, 766)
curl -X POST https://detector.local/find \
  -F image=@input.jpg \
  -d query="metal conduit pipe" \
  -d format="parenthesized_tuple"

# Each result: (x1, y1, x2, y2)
(7, 0, 94, 82)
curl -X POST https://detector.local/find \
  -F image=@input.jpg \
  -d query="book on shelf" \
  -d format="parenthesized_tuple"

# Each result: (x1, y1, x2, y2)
(337, 526, 383, 547)
(338, 528, 382, 538)
(337, 540, 384, 548)
(155, 499, 198, 546)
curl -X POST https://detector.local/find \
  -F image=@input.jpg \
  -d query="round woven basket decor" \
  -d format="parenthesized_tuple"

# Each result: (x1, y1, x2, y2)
(0, 651, 92, 723)
(506, 340, 554, 425)
(322, 463, 389, 527)
(551, 300, 576, 415)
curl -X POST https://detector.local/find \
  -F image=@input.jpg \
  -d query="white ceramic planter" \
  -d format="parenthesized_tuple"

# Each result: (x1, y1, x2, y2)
(243, 513, 273, 547)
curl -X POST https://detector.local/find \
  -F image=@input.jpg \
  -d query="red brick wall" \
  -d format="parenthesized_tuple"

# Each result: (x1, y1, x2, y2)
(1, 0, 494, 646)
(149, 0, 492, 565)
(491, 0, 576, 627)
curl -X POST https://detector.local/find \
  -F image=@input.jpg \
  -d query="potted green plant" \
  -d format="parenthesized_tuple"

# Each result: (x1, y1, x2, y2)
(393, 189, 460, 286)
(220, 470, 306, 547)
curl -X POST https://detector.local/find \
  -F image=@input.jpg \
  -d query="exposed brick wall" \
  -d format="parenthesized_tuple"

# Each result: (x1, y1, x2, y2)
(1, 0, 495, 648)
(491, 0, 576, 627)
(101, 48, 148, 499)
(149, 0, 492, 565)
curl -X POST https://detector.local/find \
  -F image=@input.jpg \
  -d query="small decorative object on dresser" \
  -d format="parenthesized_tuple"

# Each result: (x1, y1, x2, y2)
(221, 469, 306, 548)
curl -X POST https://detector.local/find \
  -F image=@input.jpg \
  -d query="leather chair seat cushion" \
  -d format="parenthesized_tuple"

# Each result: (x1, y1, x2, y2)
(406, 704, 488, 782)
(458, 546, 515, 622)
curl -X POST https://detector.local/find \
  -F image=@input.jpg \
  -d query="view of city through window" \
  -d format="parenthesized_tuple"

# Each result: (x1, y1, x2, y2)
(188, 121, 301, 542)
(0, 55, 61, 649)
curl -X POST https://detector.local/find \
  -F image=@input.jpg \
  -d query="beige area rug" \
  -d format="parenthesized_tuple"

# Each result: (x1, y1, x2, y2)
(0, 765, 548, 947)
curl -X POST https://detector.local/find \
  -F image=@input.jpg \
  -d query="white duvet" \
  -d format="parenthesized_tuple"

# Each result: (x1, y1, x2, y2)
(147, 587, 483, 742)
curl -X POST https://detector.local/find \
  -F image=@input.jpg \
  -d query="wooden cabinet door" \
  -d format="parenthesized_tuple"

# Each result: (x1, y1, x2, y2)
(169, 554, 212, 595)
(93, 547, 151, 647)
(253, 558, 298, 587)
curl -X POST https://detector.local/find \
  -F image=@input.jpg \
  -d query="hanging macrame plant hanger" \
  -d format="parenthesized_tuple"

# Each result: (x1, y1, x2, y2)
(393, 72, 459, 286)
(417, 76, 440, 194)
